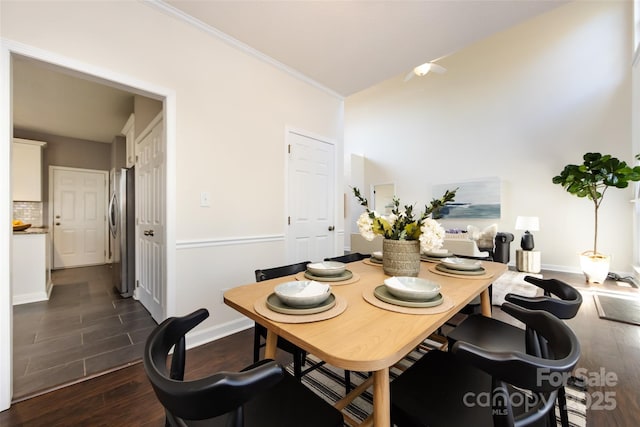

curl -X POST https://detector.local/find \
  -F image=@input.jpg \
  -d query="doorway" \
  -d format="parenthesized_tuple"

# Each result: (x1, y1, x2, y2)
(1, 43, 176, 410)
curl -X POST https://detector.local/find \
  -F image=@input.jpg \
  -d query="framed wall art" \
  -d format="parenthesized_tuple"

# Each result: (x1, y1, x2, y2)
(432, 177, 501, 219)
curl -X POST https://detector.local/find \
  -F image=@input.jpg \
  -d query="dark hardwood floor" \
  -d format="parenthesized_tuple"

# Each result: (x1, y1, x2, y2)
(12, 265, 157, 401)
(1, 269, 638, 426)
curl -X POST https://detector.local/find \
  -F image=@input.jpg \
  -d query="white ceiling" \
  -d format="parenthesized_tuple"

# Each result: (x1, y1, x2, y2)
(165, 0, 567, 96)
(12, 0, 567, 143)
(12, 57, 135, 144)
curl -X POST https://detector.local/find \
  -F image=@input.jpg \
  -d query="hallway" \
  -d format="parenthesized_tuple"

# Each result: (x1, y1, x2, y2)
(12, 265, 157, 401)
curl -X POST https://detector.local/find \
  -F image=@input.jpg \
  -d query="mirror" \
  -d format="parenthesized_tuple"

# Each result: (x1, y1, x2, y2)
(372, 183, 395, 215)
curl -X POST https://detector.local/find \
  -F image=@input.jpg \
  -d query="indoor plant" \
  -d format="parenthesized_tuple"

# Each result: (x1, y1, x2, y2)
(353, 187, 457, 276)
(552, 152, 640, 283)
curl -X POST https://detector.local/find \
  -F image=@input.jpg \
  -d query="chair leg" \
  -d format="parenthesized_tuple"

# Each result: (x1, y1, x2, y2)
(253, 325, 261, 363)
(344, 370, 351, 393)
(293, 350, 303, 379)
(558, 386, 569, 427)
(548, 401, 556, 427)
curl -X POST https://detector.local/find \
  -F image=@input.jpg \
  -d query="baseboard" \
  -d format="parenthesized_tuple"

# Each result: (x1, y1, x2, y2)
(536, 263, 580, 274)
(13, 291, 48, 305)
(185, 316, 253, 350)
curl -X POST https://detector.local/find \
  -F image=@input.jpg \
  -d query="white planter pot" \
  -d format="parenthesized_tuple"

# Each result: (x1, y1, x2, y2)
(579, 251, 610, 284)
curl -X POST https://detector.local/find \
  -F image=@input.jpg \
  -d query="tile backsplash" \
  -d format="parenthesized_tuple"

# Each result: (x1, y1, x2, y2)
(13, 201, 43, 227)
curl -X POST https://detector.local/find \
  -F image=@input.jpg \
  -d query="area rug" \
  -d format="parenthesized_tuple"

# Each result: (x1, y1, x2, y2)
(594, 293, 640, 326)
(287, 339, 587, 427)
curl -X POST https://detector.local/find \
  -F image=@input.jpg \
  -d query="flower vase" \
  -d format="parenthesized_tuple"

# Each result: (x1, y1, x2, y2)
(382, 239, 421, 277)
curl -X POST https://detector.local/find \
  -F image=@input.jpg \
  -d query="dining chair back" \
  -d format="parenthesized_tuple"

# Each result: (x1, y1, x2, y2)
(502, 276, 582, 319)
(391, 303, 581, 427)
(143, 308, 344, 427)
(253, 261, 311, 377)
(324, 252, 370, 263)
(254, 261, 310, 283)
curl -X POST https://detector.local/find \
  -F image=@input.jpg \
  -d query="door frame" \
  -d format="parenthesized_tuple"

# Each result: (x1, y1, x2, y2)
(284, 127, 339, 263)
(0, 39, 177, 410)
(48, 166, 109, 269)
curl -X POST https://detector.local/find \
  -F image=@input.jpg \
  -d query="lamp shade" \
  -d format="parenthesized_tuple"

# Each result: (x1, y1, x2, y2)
(515, 216, 540, 232)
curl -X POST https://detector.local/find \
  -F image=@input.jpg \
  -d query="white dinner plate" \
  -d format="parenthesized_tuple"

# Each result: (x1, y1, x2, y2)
(440, 257, 482, 271)
(374, 286, 444, 308)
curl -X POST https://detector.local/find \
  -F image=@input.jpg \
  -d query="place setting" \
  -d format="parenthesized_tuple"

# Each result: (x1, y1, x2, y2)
(420, 248, 454, 263)
(254, 280, 347, 323)
(362, 276, 454, 314)
(294, 261, 360, 284)
(363, 251, 383, 266)
(428, 256, 495, 279)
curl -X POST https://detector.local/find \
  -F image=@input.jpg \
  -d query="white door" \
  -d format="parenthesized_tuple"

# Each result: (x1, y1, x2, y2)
(52, 167, 107, 269)
(287, 131, 336, 263)
(136, 117, 165, 322)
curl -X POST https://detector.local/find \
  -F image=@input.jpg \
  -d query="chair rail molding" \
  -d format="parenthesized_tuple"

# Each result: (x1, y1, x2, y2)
(176, 234, 285, 250)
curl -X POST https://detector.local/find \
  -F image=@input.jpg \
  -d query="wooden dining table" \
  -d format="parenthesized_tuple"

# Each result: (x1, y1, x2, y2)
(224, 259, 507, 427)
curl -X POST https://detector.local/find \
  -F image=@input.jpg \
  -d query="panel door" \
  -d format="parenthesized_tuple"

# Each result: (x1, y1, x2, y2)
(136, 119, 165, 322)
(287, 131, 336, 263)
(52, 168, 107, 269)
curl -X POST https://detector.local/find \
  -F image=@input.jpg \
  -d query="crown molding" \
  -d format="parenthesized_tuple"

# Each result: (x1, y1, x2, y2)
(144, 0, 344, 100)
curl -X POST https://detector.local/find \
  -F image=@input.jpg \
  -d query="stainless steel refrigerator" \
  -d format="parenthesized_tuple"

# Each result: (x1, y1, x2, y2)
(109, 167, 135, 297)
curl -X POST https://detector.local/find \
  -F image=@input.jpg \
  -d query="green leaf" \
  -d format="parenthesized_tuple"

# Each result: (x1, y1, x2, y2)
(404, 222, 421, 240)
(373, 217, 392, 238)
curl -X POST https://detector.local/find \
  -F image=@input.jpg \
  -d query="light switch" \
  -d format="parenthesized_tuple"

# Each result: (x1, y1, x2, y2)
(200, 191, 211, 207)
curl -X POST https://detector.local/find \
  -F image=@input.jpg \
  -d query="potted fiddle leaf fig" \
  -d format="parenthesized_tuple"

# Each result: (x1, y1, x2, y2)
(552, 152, 640, 283)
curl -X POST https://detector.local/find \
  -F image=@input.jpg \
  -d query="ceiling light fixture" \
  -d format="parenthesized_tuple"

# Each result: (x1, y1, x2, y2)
(404, 61, 447, 82)
(413, 62, 434, 76)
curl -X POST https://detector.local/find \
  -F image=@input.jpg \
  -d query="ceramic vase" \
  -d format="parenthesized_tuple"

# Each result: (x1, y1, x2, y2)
(382, 239, 421, 277)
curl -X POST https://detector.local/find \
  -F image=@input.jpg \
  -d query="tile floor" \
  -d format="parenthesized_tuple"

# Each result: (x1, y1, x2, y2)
(12, 264, 157, 401)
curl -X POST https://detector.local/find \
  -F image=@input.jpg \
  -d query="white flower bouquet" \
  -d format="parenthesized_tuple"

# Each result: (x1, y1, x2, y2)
(353, 187, 457, 253)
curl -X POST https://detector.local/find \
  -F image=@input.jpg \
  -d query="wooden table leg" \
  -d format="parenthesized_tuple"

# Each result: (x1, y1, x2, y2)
(373, 368, 390, 427)
(480, 288, 492, 317)
(264, 329, 277, 359)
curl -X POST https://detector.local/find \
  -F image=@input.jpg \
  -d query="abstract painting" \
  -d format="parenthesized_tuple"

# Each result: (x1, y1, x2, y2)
(432, 177, 501, 219)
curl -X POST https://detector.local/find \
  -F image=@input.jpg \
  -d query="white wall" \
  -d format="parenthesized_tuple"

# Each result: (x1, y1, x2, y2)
(0, 0, 343, 407)
(345, 1, 634, 274)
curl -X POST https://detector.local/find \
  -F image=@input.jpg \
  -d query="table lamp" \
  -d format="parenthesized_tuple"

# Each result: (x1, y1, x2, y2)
(515, 216, 539, 251)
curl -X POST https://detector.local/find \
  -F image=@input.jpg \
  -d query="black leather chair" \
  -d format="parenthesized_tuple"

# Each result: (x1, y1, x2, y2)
(253, 261, 311, 379)
(324, 252, 370, 263)
(446, 276, 582, 427)
(144, 308, 344, 427)
(391, 303, 581, 427)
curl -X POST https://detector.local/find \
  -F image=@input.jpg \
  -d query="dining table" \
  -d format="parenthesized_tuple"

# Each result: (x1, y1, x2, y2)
(224, 258, 507, 427)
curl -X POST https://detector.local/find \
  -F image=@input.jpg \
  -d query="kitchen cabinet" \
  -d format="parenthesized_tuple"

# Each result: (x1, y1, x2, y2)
(12, 230, 51, 305)
(13, 138, 46, 201)
(122, 113, 135, 167)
